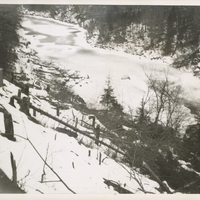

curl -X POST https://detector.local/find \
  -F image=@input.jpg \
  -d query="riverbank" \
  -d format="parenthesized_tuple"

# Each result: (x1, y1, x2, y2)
(21, 7, 174, 65)
(20, 14, 200, 112)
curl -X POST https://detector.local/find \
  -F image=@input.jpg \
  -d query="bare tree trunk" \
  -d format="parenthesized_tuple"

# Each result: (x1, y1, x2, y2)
(4, 111, 16, 141)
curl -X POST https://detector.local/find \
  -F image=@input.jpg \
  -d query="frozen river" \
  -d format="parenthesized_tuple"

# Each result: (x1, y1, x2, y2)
(20, 15, 200, 112)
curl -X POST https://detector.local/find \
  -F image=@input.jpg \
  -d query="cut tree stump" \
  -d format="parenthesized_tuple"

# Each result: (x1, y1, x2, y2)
(94, 124, 100, 145)
(20, 97, 30, 116)
(17, 89, 21, 98)
(3, 110, 16, 141)
(10, 152, 17, 185)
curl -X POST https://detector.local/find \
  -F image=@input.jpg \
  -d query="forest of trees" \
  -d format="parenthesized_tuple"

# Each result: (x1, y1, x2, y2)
(75, 6, 200, 70)
(0, 5, 22, 72)
(22, 5, 200, 70)
(3, 5, 200, 73)
(97, 72, 200, 193)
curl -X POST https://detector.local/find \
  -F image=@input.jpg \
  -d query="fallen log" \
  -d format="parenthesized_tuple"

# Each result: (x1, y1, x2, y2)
(29, 104, 127, 157)
(142, 161, 172, 194)
(172, 180, 198, 193)
(55, 127, 78, 138)
(103, 178, 133, 194)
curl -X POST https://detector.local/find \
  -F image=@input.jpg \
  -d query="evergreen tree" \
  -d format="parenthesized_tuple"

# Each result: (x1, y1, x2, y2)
(100, 76, 117, 115)
(23, 5, 58, 18)
(0, 5, 22, 72)
(183, 122, 200, 172)
(163, 7, 177, 55)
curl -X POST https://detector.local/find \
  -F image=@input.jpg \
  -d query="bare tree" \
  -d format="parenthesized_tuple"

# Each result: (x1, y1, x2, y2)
(142, 71, 188, 135)
(124, 71, 192, 191)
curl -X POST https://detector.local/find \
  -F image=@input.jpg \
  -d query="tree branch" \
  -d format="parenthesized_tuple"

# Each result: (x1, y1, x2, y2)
(15, 134, 76, 194)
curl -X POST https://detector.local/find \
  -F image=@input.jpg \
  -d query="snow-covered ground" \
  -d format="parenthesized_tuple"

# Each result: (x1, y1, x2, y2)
(1, 14, 200, 194)
(0, 80, 160, 194)
(19, 15, 200, 116)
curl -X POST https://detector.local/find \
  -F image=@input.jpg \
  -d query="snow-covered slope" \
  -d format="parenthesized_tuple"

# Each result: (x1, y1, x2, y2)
(0, 80, 160, 194)
(1, 13, 199, 194)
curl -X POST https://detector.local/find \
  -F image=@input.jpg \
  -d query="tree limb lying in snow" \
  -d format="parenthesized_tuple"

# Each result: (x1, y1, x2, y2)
(29, 103, 127, 157)
(142, 161, 172, 194)
(172, 180, 198, 193)
(41, 143, 49, 183)
(103, 178, 133, 194)
(15, 134, 76, 194)
(117, 161, 156, 194)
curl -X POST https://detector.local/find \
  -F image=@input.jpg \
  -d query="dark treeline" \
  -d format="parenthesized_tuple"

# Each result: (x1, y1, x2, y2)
(24, 5, 200, 69)
(72, 5, 200, 68)
(0, 5, 22, 71)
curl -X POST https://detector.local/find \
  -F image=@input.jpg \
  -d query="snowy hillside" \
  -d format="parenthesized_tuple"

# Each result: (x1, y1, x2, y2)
(0, 80, 160, 194)
(1, 9, 200, 194)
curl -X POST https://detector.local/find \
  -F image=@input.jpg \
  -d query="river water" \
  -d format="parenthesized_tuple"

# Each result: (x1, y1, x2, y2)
(19, 15, 200, 112)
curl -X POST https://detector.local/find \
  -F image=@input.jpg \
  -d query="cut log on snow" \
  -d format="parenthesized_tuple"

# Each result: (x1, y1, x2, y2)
(103, 178, 133, 194)
(55, 127, 78, 138)
(121, 75, 131, 80)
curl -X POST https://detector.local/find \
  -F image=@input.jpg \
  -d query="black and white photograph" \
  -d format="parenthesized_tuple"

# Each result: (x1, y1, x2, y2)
(0, 1, 200, 197)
